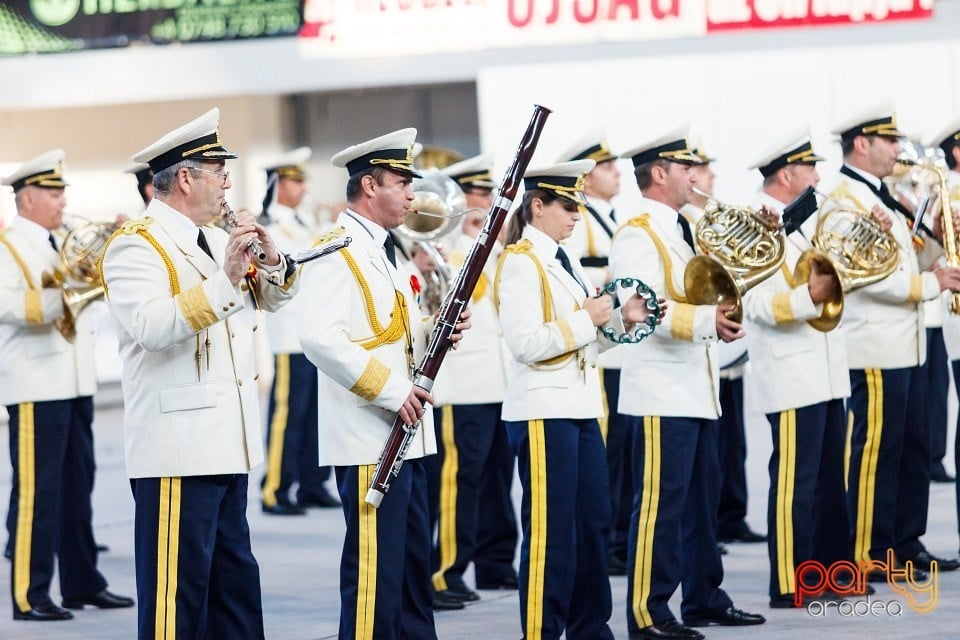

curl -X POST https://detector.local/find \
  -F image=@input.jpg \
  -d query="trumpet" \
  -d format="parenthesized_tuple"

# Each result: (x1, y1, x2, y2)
(221, 201, 267, 261)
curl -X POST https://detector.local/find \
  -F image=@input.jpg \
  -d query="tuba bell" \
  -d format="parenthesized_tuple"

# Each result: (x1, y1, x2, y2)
(397, 168, 466, 313)
(684, 188, 786, 323)
(41, 219, 118, 342)
(792, 187, 900, 331)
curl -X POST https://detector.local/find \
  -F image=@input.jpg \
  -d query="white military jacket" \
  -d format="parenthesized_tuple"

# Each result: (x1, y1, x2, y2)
(565, 195, 623, 370)
(496, 225, 618, 422)
(298, 211, 435, 467)
(939, 170, 960, 360)
(822, 167, 940, 370)
(263, 203, 315, 354)
(610, 197, 722, 420)
(743, 191, 850, 415)
(432, 233, 506, 406)
(101, 199, 297, 478)
(0, 216, 97, 406)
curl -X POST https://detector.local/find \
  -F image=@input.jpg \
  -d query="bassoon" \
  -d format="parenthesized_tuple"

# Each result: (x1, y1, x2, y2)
(365, 104, 552, 507)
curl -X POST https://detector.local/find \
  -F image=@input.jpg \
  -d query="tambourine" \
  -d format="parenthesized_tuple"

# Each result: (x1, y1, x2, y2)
(596, 277, 662, 344)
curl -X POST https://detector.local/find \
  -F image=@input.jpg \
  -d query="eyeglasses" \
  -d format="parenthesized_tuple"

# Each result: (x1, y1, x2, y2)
(189, 166, 230, 185)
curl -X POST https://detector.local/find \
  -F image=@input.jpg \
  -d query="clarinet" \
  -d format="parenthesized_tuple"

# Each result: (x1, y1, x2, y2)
(365, 104, 552, 508)
(221, 201, 267, 261)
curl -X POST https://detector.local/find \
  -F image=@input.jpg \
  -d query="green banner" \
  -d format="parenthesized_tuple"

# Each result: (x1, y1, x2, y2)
(2, 0, 304, 56)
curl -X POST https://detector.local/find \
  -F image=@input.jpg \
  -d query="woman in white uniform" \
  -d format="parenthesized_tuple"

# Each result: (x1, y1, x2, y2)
(494, 160, 660, 640)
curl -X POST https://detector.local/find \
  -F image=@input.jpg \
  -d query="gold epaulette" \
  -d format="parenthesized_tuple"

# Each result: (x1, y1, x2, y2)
(312, 225, 348, 248)
(99, 216, 180, 298)
(618, 214, 687, 303)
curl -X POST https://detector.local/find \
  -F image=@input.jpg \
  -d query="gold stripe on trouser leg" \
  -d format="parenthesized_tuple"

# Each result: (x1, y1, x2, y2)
(13, 403, 36, 612)
(844, 409, 854, 492)
(261, 354, 291, 507)
(356, 465, 378, 640)
(854, 369, 883, 564)
(432, 406, 458, 592)
(525, 419, 547, 640)
(155, 477, 182, 640)
(776, 410, 797, 595)
(631, 416, 661, 628)
(599, 369, 609, 444)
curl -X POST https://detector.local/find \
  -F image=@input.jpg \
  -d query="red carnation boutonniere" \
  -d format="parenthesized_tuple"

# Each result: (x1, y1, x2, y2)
(246, 263, 258, 279)
(410, 274, 422, 296)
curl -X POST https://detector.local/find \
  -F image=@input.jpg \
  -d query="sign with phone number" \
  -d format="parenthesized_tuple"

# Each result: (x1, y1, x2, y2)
(1, 0, 303, 56)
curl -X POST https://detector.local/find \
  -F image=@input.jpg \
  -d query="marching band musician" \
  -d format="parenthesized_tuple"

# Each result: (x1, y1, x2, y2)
(125, 162, 154, 212)
(825, 106, 960, 581)
(297, 128, 470, 640)
(681, 145, 765, 548)
(741, 131, 853, 607)
(558, 133, 635, 576)
(495, 159, 656, 640)
(430, 154, 519, 607)
(609, 127, 765, 640)
(258, 147, 340, 515)
(0, 150, 134, 621)
(931, 118, 960, 553)
(101, 108, 298, 639)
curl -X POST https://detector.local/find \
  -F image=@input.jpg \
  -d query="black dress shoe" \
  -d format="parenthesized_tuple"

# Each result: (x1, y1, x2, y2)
(630, 620, 704, 639)
(261, 502, 306, 516)
(719, 525, 767, 543)
(685, 607, 766, 627)
(437, 583, 480, 602)
(432, 592, 465, 611)
(96, 543, 110, 553)
(608, 553, 628, 576)
(476, 574, 519, 590)
(866, 562, 928, 582)
(62, 589, 135, 610)
(717, 542, 728, 555)
(297, 491, 341, 508)
(13, 603, 74, 621)
(930, 464, 955, 483)
(3, 547, 10, 561)
(908, 551, 960, 572)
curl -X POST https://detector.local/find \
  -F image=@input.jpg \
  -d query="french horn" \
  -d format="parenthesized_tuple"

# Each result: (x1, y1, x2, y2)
(684, 188, 786, 323)
(41, 219, 119, 342)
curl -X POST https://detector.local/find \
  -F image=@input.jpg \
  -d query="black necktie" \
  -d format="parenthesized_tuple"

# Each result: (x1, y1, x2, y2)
(609, 209, 617, 224)
(877, 181, 910, 217)
(47, 233, 58, 253)
(556, 247, 588, 295)
(197, 229, 214, 260)
(383, 233, 397, 268)
(677, 214, 696, 252)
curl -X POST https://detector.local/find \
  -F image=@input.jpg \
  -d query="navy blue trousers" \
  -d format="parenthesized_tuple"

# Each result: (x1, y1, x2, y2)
(132, 474, 263, 640)
(505, 418, 614, 640)
(431, 403, 517, 591)
(6, 397, 106, 613)
(261, 353, 330, 507)
(627, 416, 731, 630)
(600, 369, 634, 562)
(847, 367, 930, 564)
(717, 377, 750, 539)
(766, 400, 850, 598)
(336, 460, 435, 640)
(925, 328, 950, 472)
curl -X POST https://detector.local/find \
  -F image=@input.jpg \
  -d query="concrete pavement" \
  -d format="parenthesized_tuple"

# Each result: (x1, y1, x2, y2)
(0, 386, 958, 639)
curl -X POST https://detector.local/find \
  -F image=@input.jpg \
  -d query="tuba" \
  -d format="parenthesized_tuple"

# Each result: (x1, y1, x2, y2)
(793, 188, 900, 331)
(684, 188, 786, 323)
(397, 168, 466, 313)
(41, 219, 118, 342)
